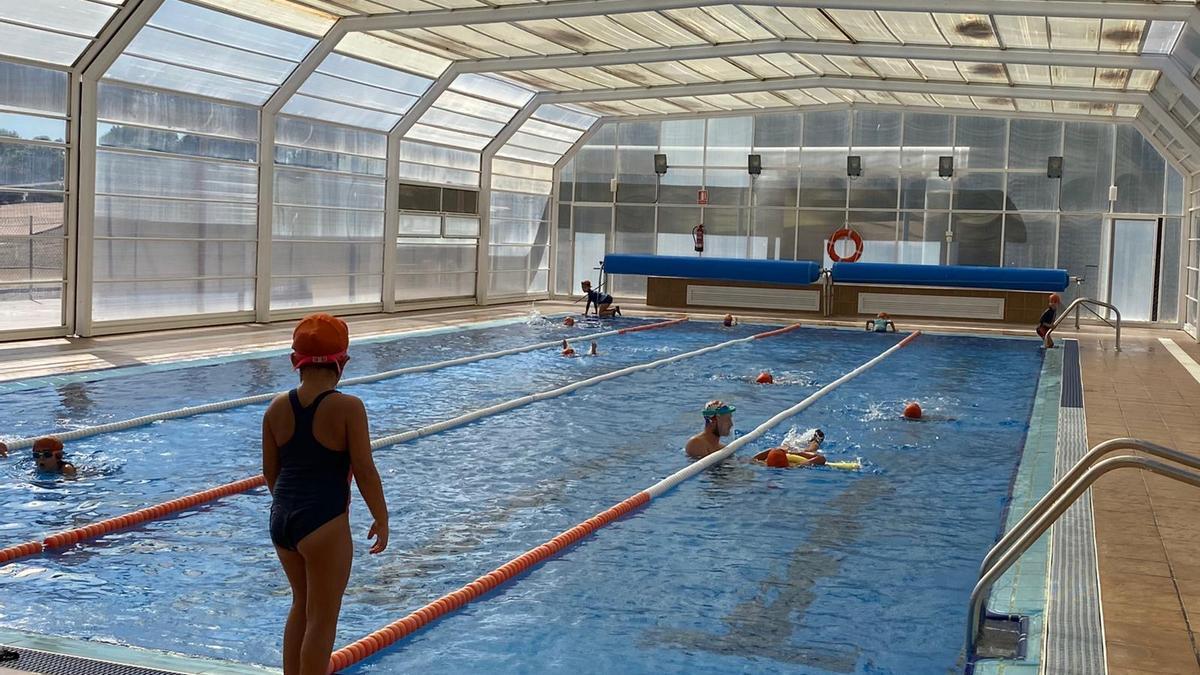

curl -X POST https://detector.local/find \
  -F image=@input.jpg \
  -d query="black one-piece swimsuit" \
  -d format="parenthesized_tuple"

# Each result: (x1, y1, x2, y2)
(269, 389, 352, 551)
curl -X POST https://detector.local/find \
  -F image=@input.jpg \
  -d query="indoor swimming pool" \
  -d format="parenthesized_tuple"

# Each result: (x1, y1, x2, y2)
(0, 316, 1046, 674)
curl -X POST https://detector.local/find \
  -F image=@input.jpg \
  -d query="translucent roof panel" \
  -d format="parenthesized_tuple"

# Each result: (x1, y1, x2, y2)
(0, 0, 120, 66)
(285, 51, 433, 130)
(496, 106, 592, 166)
(106, 0, 314, 105)
(403, 75, 532, 153)
(190, 0, 337, 36)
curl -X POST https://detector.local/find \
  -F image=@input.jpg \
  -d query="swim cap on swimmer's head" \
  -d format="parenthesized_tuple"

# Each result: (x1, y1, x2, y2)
(32, 437, 63, 454)
(765, 448, 790, 468)
(291, 313, 350, 374)
(702, 401, 736, 418)
(1049, 293, 1061, 305)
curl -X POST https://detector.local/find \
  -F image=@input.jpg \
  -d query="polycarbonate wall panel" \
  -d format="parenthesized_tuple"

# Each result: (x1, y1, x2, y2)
(92, 82, 259, 322)
(559, 110, 1184, 318)
(273, 117, 385, 311)
(0, 61, 68, 329)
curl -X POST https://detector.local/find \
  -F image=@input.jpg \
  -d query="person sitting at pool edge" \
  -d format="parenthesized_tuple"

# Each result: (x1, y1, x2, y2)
(685, 400, 735, 459)
(754, 429, 827, 468)
(1037, 293, 1062, 348)
(581, 280, 621, 318)
(32, 437, 76, 476)
(263, 313, 389, 675)
(866, 312, 896, 333)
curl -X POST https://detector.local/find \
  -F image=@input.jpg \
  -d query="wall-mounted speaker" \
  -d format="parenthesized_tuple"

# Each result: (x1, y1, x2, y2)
(747, 154, 761, 175)
(653, 153, 668, 175)
(938, 156, 954, 178)
(847, 155, 862, 177)
(1047, 156, 1063, 179)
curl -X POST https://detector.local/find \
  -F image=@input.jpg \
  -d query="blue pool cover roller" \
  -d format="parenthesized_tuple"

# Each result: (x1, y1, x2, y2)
(604, 254, 821, 285)
(830, 262, 1069, 292)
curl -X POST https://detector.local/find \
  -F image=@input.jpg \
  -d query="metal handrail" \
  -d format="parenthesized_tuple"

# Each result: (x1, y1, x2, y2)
(967, 455, 1200, 650)
(978, 438, 1200, 578)
(1047, 297, 1121, 351)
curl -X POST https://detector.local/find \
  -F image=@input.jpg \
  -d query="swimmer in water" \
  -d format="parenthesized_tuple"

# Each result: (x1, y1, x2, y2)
(723, 314, 737, 327)
(263, 313, 389, 675)
(561, 340, 576, 357)
(754, 429, 827, 468)
(32, 437, 76, 476)
(563, 317, 575, 327)
(866, 312, 896, 333)
(588, 341, 599, 356)
(685, 400, 735, 459)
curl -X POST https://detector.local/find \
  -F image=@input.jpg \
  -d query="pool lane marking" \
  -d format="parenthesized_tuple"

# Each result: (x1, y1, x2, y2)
(365, 322, 801, 450)
(327, 331, 921, 673)
(0, 322, 796, 566)
(1158, 337, 1200, 386)
(0, 475, 264, 564)
(0, 318, 688, 453)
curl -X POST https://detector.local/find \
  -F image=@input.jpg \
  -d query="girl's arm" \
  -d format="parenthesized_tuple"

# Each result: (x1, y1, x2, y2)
(262, 414, 280, 494)
(346, 397, 389, 554)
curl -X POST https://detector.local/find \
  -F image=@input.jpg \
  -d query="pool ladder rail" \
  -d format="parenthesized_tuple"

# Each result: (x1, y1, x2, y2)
(966, 437, 1200, 660)
(1046, 297, 1121, 351)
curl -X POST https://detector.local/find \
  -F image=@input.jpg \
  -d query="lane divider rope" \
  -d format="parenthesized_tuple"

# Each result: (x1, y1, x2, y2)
(326, 330, 921, 673)
(0, 318, 687, 453)
(0, 322, 793, 567)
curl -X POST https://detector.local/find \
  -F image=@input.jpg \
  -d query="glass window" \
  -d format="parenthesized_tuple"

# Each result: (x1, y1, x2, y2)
(800, 173, 846, 208)
(0, 20, 90, 66)
(954, 173, 1005, 211)
(705, 116, 752, 167)
(950, 212, 1002, 266)
(101, 84, 259, 141)
(954, 116, 1006, 170)
(398, 184, 441, 212)
(398, 214, 441, 235)
(1003, 213, 1057, 268)
(1113, 124, 1165, 214)
(801, 110, 849, 170)
(1008, 120, 1062, 171)
(1062, 123, 1114, 212)
(851, 110, 901, 171)
(849, 175, 899, 210)
(660, 119, 704, 166)
(0, 62, 68, 116)
(1007, 174, 1059, 212)
(1057, 214, 1104, 303)
(902, 113, 953, 171)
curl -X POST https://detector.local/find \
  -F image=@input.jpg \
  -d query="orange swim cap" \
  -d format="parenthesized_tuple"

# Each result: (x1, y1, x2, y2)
(756, 371, 774, 384)
(903, 402, 922, 419)
(291, 313, 349, 370)
(1049, 293, 1061, 305)
(564, 317, 575, 327)
(32, 437, 63, 453)
(765, 448, 790, 468)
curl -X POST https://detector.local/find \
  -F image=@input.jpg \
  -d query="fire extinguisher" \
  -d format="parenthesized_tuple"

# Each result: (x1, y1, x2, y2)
(692, 222, 705, 254)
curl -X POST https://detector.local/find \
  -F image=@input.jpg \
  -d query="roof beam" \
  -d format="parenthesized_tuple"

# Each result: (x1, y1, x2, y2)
(1159, 59, 1200, 118)
(539, 77, 1147, 106)
(343, 0, 1194, 32)
(460, 39, 1164, 75)
(388, 64, 462, 140)
(1141, 98, 1200, 163)
(264, 20, 350, 115)
(583, 103, 1133, 126)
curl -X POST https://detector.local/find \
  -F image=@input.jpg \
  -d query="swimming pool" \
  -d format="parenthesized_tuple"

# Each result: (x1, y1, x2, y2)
(0, 317, 1045, 673)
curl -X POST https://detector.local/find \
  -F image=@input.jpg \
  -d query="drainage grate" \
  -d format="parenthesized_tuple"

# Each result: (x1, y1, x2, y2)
(0, 646, 184, 675)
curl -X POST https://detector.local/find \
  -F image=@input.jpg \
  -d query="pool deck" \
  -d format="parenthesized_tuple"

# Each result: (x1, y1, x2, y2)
(0, 301, 1198, 674)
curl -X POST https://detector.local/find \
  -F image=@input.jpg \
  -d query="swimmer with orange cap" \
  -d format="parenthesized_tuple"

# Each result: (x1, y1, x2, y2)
(561, 339, 576, 357)
(685, 400, 735, 459)
(723, 314, 737, 327)
(753, 429, 827, 468)
(32, 437, 76, 476)
(262, 313, 389, 675)
(1037, 293, 1063, 348)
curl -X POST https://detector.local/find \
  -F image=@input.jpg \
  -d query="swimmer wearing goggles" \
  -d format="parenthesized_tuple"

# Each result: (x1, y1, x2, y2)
(32, 437, 76, 477)
(685, 400, 736, 459)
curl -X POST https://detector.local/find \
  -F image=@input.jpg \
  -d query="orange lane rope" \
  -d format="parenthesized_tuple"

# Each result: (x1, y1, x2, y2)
(327, 491, 653, 673)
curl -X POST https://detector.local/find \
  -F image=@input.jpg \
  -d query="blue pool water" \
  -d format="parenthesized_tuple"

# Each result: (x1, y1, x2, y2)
(0, 319, 1043, 674)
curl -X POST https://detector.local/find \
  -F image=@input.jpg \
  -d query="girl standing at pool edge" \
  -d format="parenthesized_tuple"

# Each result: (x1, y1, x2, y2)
(263, 313, 389, 675)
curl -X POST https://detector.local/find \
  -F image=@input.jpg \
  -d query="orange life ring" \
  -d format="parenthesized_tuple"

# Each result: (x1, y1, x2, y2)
(827, 228, 864, 263)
